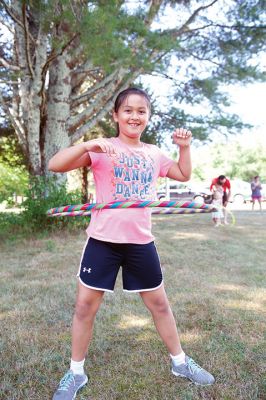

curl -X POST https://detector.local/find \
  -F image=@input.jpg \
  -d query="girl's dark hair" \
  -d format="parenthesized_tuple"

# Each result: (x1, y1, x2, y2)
(114, 87, 151, 113)
(113, 87, 151, 136)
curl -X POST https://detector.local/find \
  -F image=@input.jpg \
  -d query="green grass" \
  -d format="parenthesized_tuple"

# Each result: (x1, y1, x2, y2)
(0, 210, 265, 399)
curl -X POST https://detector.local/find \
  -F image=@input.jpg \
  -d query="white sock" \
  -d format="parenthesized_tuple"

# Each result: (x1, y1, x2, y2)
(70, 358, 85, 375)
(170, 351, 186, 365)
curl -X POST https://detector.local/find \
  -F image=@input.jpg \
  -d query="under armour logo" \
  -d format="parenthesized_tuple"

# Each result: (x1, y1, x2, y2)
(83, 267, 91, 273)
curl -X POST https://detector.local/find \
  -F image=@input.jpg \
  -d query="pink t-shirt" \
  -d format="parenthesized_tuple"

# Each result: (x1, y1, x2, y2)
(86, 137, 175, 244)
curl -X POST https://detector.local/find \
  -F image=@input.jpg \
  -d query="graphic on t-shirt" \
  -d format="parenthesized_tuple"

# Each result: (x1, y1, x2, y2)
(111, 152, 156, 200)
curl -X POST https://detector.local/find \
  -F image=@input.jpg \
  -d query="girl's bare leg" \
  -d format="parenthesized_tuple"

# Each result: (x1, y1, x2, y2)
(140, 284, 182, 355)
(71, 283, 104, 361)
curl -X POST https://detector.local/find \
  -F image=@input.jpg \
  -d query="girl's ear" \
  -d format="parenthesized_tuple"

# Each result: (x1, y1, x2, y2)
(113, 111, 118, 123)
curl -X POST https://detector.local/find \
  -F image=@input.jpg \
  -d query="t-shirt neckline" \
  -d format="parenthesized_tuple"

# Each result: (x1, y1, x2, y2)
(115, 136, 145, 150)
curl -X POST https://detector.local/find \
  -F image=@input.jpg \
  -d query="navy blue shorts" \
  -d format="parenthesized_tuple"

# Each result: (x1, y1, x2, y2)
(78, 237, 163, 293)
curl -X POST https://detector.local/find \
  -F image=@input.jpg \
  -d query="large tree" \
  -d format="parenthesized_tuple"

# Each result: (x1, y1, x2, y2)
(0, 0, 265, 178)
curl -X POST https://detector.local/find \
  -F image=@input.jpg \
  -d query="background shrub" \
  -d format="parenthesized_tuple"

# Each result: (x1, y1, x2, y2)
(0, 177, 89, 241)
(21, 176, 89, 231)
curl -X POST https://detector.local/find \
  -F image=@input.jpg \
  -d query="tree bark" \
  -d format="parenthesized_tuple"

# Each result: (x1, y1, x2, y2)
(44, 53, 72, 177)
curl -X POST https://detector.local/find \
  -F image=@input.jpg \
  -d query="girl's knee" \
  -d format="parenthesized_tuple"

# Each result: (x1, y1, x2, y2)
(147, 297, 170, 315)
(74, 298, 101, 320)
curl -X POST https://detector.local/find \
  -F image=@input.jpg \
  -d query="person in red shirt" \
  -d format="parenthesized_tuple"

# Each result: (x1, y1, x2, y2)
(210, 175, 231, 224)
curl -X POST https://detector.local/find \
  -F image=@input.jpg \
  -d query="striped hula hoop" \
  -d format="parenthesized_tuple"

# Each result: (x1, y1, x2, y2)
(47, 200, 217, 217)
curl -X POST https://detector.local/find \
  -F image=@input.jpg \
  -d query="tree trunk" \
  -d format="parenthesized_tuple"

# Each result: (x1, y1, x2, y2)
(44, 53, 72, 182)
(12, 0, 47, 175)
(81, 166, 88, 203)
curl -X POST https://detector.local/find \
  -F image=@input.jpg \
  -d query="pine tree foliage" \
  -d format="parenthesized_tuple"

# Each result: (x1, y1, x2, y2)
(0, 0, 265, 177)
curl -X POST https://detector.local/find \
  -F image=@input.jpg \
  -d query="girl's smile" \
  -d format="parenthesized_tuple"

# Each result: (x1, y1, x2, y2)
(113, 94, 150, 145)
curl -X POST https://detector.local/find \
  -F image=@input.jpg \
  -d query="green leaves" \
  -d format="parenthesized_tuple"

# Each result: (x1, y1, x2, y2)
(0, 135, 28, 203)
(1, 0, 266, 179)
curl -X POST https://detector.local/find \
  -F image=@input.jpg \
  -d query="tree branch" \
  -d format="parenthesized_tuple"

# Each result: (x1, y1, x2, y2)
(179, 22, 266, 40)
(212, 23, 266, 30)
(179, 46, 222, 67)
(68, 68, 125, 132)
(0, 90, 27, 153)
(71, 69, 103, 94)
(149, 70, 181, 84)
(71, 69, 119, 109)
(0, 79, 20, 85)
(41, 33, 79, 81)
(70, 71, 139, 143)
(73, 62, 97, 76)
(145, 0, 164, 26)
(22, 2, 34, 78)
(0, 56, 20, 71)
(169, 0, 219, 37)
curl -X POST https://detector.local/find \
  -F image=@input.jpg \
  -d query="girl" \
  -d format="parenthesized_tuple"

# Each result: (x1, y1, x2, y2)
(49, 88, 215, 400)
(211, 182, 224, 226)
(251, 176, 262, 211)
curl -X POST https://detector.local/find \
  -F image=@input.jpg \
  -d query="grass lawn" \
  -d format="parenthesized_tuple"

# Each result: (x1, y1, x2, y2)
(0, 209, 265, 399)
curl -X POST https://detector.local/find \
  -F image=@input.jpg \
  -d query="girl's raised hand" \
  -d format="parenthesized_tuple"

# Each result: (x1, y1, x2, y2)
(84, 138, 117, 155)
(172, 128, 192, 147)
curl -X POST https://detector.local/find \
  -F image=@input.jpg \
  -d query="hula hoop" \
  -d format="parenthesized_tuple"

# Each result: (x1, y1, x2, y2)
(47, 200, 217, 217)
(222, 206, 236, 226)
(48, 208, 217, 217)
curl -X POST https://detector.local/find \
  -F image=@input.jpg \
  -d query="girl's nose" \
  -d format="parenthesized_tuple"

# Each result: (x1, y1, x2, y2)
(130, 112, 139, 119)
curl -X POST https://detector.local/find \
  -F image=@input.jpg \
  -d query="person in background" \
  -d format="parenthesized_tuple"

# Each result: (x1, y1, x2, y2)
(251, 176, 262, 211)
(210, 175, 231, 224)
(211, 182, 224, 226)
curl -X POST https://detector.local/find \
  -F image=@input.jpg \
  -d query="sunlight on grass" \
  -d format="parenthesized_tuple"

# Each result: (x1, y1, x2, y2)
(215, 284, 265, 312)
(0, 310, 18, 320)
(181, 330, 202, 344)
(172, 231, 206, 240)
(224, 298, 265, 312)
(215, 283, 248, 291)
(118, 314, 150, 329)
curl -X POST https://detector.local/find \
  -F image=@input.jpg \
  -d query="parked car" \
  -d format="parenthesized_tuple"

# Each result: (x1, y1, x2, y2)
(156, 181, 213, 204)
(230, 180, 253, 204)
(157, 179, 266, 205)
(226, 179, 266, 204)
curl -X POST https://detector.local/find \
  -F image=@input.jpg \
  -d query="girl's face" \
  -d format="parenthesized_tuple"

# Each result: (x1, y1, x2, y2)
(113, 94, 150, 143)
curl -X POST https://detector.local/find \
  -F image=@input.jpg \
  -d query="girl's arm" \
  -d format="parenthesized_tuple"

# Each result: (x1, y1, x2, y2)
(166, 128, 192, 182)
(48, 143, 91, 172)
(48, 138, 117, 173)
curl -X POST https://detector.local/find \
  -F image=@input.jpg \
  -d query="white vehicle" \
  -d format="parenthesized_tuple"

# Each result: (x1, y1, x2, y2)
(230, 180, 252, 204)
(156, 180, 212, 204)
(229, 179, 266, 204)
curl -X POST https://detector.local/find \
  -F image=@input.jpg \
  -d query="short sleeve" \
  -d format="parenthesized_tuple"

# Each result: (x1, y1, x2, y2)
(88, 151, 100, 168)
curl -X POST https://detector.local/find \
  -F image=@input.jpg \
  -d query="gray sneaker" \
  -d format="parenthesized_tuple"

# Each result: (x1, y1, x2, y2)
(172, 356, 215, 386)
(52, 370, 88, 399)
